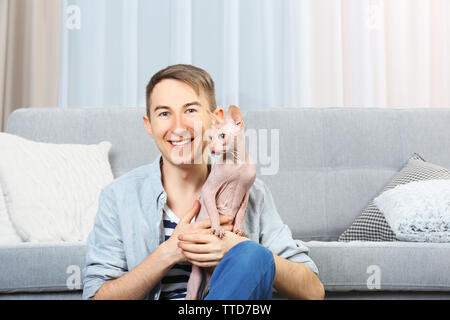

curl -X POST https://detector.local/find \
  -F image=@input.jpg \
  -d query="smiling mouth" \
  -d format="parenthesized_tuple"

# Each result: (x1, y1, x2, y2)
(168, 138, 194, 147)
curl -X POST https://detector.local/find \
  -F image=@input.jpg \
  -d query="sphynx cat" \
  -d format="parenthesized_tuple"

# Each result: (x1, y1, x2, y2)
(185, 105, 256, 300)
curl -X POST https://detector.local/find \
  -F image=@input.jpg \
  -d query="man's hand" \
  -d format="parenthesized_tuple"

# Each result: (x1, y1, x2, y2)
(177, 231, 250, 268)
(163, 200, 235, 265)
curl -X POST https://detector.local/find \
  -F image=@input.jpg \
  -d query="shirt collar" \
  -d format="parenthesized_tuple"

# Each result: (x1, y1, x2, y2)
(146, 154, 165, 200)
(145, 153, 213, 207)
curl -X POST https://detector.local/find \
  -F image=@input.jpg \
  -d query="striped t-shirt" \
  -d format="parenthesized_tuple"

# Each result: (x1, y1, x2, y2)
(159, 204, 193, 300)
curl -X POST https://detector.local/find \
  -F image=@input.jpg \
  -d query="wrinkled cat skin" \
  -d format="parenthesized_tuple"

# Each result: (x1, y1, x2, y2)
(185, 105, 256, 300)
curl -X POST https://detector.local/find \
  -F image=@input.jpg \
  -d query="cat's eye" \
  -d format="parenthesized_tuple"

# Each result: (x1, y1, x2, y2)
(219, 133, 225, 139)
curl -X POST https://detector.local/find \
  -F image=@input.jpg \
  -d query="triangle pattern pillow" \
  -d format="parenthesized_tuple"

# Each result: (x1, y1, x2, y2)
(0, 133, 114, 242)
(338, 153, 450, 242)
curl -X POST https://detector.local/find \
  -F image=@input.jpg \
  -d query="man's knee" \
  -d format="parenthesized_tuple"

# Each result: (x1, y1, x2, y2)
(206, 241, 276, 300)
(226, 240, 274, 268)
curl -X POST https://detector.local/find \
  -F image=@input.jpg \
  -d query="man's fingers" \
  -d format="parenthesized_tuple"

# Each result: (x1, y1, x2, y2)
(178, 242, 210, 254)
(187, 260, 218, 268)
(220, 214, 234, 224)
(223, 224, 234, 232)
(192, 224, 234, 235)
(182, 251, 217, 263)
(180, 200, 200, 224)
(197, 214, 234, 228)
(178, 233, 213, 244)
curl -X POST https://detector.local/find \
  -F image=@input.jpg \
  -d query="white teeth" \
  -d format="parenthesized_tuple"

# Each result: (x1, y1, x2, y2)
(171, 139, 191, 146)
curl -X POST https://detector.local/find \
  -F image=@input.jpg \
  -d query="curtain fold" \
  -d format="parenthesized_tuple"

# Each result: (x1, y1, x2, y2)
(0, 0, 60, 132)
(59, 0, 450, 110)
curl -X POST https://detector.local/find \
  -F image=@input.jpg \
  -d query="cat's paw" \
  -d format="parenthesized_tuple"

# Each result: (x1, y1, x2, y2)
(232, 226, 246, 237)
(211, 227, 225, 239)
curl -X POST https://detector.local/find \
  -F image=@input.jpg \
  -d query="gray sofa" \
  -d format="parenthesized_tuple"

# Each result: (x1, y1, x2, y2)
(1, 107, 450, 300)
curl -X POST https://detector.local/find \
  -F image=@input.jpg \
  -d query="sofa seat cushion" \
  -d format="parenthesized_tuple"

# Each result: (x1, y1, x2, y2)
(0, 243, 86, 293)
(306, 241, 450, 292)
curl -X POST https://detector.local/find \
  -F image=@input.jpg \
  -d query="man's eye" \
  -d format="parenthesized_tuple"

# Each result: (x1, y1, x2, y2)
(159, 112, 169, 117)
(186, 108, 196, 113)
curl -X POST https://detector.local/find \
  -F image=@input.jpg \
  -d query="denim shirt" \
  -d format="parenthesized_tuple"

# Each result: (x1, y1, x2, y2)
(82, 155, 318, 300)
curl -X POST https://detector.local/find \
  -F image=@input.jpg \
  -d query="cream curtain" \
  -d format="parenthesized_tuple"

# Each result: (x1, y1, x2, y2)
(0, 0, 60, 132)
(60, 0, 450, 109)
(340, 0, 450, 107)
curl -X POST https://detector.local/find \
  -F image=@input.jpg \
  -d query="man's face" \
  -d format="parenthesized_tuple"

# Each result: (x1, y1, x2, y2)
(143, 79, 222, 166)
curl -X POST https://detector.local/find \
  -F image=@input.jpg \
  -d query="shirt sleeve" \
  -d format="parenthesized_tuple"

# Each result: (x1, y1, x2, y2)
(82, 187, 128, 299)
(257, 180, 319, 275)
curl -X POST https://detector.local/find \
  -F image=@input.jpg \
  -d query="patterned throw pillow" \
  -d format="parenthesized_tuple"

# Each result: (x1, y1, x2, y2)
(338, 154, 450, 242)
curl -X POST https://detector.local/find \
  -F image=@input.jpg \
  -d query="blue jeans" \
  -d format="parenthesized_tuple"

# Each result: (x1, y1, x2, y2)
(204, 240, 276, 300)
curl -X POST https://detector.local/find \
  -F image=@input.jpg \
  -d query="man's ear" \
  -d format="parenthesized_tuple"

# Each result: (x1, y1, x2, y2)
(143, 114, 153, 137)
(226, 105, 244, 128)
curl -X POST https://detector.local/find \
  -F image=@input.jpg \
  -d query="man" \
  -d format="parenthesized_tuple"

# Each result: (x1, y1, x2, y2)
(82, 64, 324, 300)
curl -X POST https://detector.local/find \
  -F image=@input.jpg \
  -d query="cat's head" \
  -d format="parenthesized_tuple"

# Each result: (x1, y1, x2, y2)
(207, 105, 245, 156)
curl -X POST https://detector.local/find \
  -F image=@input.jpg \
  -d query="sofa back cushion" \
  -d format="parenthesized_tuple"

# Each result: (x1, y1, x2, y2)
(6, 107, 450, 241)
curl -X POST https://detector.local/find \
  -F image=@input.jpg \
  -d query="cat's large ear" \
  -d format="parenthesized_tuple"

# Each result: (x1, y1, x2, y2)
(211, 107, 225, 126)
(227, 105, 244, 128)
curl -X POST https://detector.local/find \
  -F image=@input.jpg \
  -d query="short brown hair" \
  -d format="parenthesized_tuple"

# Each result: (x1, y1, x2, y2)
(146, 64, 217, 119)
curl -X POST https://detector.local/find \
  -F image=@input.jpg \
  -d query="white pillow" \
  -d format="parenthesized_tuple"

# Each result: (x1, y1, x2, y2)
(0, 133, 114, 242)
(0, 182, 22, 243)
(374, 179, 450, 242)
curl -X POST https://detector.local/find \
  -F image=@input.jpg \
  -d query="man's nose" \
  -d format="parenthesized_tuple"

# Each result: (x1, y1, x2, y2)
(171, 113, 190, 137)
